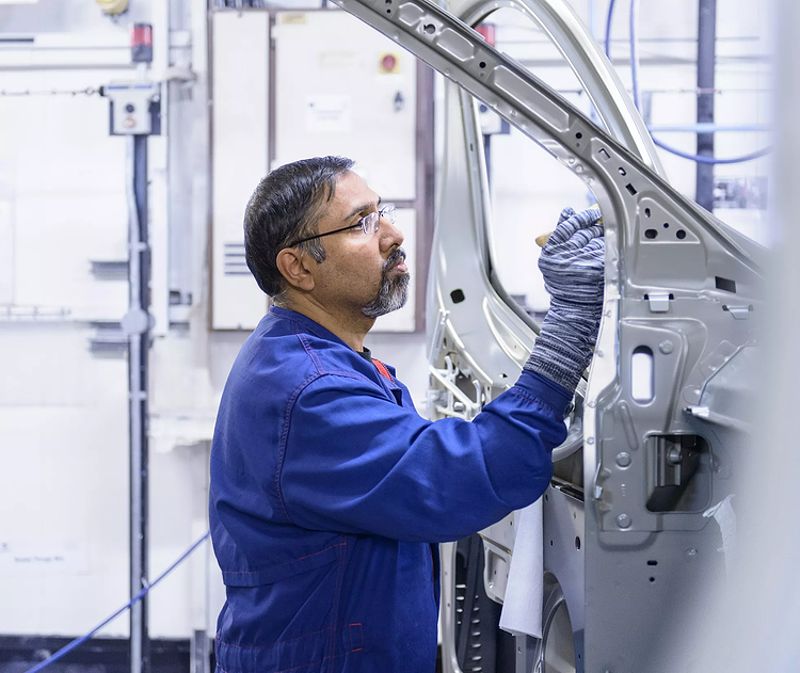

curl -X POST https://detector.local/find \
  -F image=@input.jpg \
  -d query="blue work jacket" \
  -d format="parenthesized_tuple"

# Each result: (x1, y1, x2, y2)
(209, 306, 571, 673)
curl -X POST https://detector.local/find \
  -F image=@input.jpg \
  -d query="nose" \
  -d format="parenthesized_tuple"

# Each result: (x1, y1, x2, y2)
(380, 215, 404, 251)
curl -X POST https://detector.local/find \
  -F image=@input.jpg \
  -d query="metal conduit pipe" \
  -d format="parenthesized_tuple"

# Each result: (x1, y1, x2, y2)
(695, 0, 717, 210)
(126, 134, 152, 673)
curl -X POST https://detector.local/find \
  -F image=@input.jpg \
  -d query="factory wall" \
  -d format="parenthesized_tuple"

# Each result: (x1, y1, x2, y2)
(0, 0, 771, 645)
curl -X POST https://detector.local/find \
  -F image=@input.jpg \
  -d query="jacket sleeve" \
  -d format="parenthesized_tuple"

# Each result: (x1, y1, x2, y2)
(278, 369, 571, 543)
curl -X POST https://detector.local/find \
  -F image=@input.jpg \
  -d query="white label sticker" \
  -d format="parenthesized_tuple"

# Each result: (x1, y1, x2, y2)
(0, 540, 89, 576)
(305, 95, 352, 133)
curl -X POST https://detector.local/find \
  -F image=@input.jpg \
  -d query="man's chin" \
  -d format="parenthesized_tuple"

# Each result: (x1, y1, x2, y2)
(361, 275, 410, 318)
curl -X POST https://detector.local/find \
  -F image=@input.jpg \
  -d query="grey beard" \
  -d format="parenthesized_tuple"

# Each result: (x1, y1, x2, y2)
(362, 249, 410, 318)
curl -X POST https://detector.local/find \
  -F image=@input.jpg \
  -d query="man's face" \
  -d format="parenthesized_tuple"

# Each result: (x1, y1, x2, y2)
(310, 171, 410, 319)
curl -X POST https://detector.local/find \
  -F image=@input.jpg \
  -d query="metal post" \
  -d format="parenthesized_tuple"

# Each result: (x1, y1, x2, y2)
(101, 59, 159, 673)
(127, 133, 151, 673)
(695, 0, 717, 211)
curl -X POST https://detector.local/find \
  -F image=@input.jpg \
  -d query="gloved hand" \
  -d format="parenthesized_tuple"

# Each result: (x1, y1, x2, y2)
(524, 206, 605, 394)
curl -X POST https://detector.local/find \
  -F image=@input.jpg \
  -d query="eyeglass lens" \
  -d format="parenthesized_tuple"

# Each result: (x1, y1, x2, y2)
(360, 204, 395, 235)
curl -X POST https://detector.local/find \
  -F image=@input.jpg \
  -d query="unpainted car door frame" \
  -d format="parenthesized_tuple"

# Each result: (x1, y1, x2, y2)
(330, 0, 762, 670)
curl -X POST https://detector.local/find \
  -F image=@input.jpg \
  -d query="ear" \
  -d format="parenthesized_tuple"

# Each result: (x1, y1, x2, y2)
(275, 248, 316, 292)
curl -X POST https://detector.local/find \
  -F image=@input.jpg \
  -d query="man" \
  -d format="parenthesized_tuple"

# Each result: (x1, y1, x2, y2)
(209, 156, 604, 673)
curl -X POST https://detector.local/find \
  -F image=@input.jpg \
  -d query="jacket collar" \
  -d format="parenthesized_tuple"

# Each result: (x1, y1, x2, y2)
(268, 306, 402, 401)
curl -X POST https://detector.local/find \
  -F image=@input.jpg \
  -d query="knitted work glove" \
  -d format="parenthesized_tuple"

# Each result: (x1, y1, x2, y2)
(524, 206, 605, 394)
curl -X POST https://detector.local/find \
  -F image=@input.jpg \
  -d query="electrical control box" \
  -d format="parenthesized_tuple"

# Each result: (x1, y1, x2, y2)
(210, 11, 270, 330)
(272, 10, 418, 202)
(272, 10, 422, 332)
(210, 8, 428, 332)
(102, 81, 161, 136)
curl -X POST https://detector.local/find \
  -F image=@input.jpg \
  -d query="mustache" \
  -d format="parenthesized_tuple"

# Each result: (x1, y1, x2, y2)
(384, 248, 407, 271)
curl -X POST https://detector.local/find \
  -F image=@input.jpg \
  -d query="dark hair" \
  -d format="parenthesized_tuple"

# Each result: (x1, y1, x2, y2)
(244, 156, 355, 298)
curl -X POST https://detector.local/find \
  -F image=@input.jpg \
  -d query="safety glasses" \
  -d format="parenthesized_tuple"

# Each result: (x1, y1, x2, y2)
(286, 204, 396, 247)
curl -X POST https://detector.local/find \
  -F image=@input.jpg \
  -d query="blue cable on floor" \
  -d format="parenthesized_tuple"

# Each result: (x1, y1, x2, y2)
(24, 531, 211, 673)
(606, 0, 771, 165)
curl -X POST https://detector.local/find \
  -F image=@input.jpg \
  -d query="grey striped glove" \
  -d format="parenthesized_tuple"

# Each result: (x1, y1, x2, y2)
(524, 206, 605, 394)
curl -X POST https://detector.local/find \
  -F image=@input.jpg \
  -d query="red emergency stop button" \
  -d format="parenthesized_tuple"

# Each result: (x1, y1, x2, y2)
(380, 53, 399, 74)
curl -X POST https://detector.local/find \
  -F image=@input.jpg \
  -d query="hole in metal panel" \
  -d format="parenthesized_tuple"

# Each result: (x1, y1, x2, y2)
(574, 536, 581, 550)
(478, 61, 486, 68)
(663, 221, 670, 228)
(644, 207, 651, 217)
(715, 276, 737, 293)
(676, 229, 687, 240)
(450, 289, 465, 303)
(645, 434, 711, 512)
(423, 23, 436, 34)
(631, 346, 655, 403)
(647, 560, 658, 566)
(644, 229, 658, 239)
(626, 183, 638, 195)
